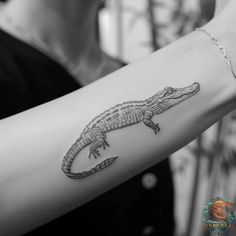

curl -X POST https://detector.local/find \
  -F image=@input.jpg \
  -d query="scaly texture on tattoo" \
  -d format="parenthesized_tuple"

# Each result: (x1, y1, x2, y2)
(62, 82, 200, 179)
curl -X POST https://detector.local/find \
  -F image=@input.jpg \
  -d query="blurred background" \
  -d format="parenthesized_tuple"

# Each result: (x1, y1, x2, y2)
(98, 0, 236, 236)
(0, 0, 235, 235)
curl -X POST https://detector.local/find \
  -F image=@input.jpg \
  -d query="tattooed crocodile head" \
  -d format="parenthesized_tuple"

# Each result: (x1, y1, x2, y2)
(148, 82, 200, 113)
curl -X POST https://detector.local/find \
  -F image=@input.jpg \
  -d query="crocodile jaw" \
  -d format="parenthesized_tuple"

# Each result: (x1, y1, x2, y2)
(162, 82, 200, 108)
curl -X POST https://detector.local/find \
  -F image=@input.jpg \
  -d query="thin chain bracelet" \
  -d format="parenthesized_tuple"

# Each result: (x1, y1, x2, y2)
(195, 28, 236, 79)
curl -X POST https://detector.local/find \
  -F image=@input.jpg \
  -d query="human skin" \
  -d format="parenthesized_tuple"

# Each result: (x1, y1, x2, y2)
(1, 0, 236, 235)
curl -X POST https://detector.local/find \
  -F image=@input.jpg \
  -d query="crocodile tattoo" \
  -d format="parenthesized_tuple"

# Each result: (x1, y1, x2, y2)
(62, 82, 200, 179)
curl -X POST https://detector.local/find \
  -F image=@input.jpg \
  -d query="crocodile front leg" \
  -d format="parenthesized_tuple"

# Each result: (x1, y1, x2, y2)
(142, 109, 160, 134)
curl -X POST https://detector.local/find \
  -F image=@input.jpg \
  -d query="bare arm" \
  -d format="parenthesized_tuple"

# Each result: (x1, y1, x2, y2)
(1, 10, 236, 235)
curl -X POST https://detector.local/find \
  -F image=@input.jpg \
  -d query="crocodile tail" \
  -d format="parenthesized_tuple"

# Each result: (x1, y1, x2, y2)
(61, 137, 118, 179)
(61, 137, 90, 175)
(64, 156, 118, 179)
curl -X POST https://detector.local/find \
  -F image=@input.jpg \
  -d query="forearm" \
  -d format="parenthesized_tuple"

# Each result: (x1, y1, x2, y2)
(0, 21, 236, 235)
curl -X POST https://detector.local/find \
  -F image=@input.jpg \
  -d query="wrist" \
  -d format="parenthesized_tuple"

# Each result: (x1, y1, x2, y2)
(210, 3, 236, 59)
(199, 20, 236, 107)
(204, 21, 236, 64)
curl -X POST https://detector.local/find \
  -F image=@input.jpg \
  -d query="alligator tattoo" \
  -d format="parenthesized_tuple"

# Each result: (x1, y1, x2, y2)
(62, 82, 200, 179)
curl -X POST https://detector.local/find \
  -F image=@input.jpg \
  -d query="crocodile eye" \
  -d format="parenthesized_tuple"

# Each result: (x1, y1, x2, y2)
(164, 90, 172, 96)
(162, 87, 174, 97)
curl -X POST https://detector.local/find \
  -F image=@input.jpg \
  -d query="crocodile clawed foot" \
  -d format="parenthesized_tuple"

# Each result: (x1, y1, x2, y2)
(154, 123, 160, 134)
(93, 150, 100, 159)
(102, 141, 110, 150)
(95, 150, 101, 158)
(89, 150, 100, 159)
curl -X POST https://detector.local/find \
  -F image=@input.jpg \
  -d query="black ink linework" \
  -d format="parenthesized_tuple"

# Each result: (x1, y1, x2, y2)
(62, 82, 200, 179)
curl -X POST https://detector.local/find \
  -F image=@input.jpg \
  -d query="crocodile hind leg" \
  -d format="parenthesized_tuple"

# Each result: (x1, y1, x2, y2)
(88, 127, 109, 159)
